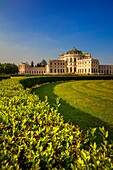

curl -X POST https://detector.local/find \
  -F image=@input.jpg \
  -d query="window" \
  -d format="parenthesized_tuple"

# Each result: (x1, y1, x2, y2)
(70, 58, 72, 62)
(70, 67, 72, 72)
(67, 68, 68, 72)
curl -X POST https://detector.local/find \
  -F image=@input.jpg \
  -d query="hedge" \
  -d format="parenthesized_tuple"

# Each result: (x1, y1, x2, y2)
(20, 75, 113, 88)
(0, 75, 10, 81)
(0, 78, 113, 169)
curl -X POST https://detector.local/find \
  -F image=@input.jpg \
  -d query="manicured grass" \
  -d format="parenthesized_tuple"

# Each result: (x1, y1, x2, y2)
(32, 80, 113, 141)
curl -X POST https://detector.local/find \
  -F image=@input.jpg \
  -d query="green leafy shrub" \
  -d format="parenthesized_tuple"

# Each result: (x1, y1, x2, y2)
(0, 79, 113, 169)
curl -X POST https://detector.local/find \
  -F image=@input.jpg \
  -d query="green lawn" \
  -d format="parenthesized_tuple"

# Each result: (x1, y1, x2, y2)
(32, 80, 113, 141)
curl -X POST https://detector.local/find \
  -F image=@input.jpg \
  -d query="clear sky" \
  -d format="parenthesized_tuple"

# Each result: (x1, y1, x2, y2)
(0, 0, 113, 65)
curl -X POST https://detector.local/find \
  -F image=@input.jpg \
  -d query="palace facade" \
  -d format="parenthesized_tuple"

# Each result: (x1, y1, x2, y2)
(18, 62, 46, 75)
(18, 48, 113, 75)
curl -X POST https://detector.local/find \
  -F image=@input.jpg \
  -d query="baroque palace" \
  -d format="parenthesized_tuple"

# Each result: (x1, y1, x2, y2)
(18, 48, 113, 75)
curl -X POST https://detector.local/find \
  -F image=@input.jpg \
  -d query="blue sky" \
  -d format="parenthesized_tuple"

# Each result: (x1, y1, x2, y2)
(0, 0, 113, 65)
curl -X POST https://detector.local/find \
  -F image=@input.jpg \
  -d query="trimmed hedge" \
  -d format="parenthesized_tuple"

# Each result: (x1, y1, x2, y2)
(0, 75, 10, 81)
(20, 75, 113, 88)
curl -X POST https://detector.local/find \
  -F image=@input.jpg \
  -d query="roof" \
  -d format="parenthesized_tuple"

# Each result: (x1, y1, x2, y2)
(60, 47, 83, 56)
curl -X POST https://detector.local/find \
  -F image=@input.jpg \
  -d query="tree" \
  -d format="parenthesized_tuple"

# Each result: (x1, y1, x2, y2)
(40, 59, 47, 67)
(35, 59, 47, 67)
(31, 61, 34, 67)
(0, 63, 18, 74)
(0, 64, 4, 74)
(36, 63, 41, 67)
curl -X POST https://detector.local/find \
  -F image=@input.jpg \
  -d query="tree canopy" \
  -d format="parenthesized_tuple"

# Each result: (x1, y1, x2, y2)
(31, 61, 34, 67)
(0, 63, 18, 74)
(35, 59, 47, 67)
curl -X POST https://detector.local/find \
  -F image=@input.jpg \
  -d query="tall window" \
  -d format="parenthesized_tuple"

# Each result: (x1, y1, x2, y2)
(74, 67, 76, 72)
(70, 58, 72, 62)
(70, 67, 72, 72)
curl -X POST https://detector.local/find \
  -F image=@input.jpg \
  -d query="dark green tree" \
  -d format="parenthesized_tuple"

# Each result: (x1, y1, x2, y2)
(40, 59, 47, 67)
(0, 63, 4, 74)
(31, 61, 34, 67)
(35, 59, 47, 67)
(36, 63, 41, 67)
(0, 63, 18, 74)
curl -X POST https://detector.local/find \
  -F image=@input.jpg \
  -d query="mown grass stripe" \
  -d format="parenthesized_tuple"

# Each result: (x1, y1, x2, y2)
(33, 80, 113, 141)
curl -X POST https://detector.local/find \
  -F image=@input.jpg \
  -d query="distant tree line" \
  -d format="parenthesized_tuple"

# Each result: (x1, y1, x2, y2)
(0, 63, 18, 74)
(30, 59, 47, 67)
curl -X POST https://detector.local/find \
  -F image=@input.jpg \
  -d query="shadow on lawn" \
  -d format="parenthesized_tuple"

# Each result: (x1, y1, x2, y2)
(32, 82, 113, 142)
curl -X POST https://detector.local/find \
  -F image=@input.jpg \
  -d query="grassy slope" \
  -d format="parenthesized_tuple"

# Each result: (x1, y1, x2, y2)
(32, 80, 113, 140)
